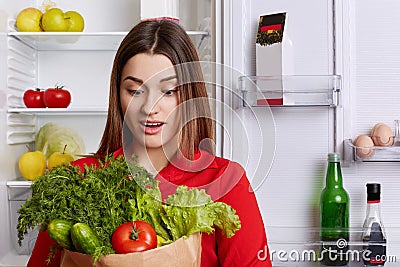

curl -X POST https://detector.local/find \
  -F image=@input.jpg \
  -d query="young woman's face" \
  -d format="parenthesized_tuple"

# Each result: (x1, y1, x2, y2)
(120, 53, 180, 151)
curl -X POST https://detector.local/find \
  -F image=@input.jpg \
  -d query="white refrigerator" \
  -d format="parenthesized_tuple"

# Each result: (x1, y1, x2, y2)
(1, 0, 400, 266)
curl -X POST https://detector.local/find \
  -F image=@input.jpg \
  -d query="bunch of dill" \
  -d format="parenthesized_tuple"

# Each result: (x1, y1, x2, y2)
(17, 155, 157, 258)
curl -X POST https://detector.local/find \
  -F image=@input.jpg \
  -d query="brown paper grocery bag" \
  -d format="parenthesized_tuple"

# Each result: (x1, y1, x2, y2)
(60, 233, 202, 267)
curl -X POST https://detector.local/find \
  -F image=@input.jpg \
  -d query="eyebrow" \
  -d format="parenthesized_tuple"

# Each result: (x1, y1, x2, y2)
(122, 75, 177, 84)
(160, 75, 177, 83)
(123, 76, 143, 84)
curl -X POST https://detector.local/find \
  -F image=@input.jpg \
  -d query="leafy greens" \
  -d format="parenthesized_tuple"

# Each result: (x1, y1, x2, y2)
(161, 186, 241, 241)
(17, 155, 241, 259)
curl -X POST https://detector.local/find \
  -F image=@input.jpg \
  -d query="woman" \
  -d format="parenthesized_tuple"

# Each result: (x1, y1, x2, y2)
(28, 20, 272, 267)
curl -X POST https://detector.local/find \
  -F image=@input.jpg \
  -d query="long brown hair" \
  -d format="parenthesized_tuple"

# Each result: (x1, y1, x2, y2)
(96, 20, 214, 160)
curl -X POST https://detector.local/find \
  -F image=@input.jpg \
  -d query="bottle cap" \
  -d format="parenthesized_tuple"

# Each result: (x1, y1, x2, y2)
(367, 183, 381, 201)
(328, 153, 341, 162)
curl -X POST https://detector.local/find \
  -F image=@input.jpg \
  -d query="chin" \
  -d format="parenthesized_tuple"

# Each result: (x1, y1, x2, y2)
(145, 144, 163, 149)
(143, 140, 163, 149)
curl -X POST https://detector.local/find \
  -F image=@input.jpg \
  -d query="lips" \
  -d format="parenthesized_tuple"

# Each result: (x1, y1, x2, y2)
(140, 120, 165, 135)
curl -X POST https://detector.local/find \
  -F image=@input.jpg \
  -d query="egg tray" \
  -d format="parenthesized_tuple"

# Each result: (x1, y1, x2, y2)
(344, 138, 400, 163)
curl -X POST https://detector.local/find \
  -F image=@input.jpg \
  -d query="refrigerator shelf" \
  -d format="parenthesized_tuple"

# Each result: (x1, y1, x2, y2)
(7, 107, 108, 116)
(238, 75, 341, 107)
(6, 179, 32, 188)
(343, 138, 400, 165)
(7, 31, 208, 51)
(6, 108, 107, 144)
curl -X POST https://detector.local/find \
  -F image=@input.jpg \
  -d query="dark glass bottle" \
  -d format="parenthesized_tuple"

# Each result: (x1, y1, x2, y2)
(361, 183, 386, 266)
(320, 153, 350, 266)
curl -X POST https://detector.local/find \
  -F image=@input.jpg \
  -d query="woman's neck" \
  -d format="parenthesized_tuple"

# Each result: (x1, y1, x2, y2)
(143, 148, 170, 174)
(129, 145, 176, 175)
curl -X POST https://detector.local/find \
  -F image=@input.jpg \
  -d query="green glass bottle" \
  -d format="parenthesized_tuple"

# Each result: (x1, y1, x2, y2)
(320, 153, 350, 266)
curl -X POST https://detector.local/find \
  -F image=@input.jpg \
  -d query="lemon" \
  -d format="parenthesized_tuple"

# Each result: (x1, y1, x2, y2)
(18, 151, 46, 181)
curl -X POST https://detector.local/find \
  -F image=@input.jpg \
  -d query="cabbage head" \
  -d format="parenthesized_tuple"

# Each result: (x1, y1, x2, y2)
(35, 122, 86, 159)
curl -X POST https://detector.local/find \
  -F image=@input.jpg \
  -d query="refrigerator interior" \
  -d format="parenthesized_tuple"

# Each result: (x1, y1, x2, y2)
(224, 0, 400, 265)
(0, 0, 212, 266)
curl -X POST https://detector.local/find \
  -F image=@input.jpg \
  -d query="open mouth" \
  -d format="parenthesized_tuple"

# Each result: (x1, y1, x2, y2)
(142, 122, 164, 127)
(141, 121, 165, 135)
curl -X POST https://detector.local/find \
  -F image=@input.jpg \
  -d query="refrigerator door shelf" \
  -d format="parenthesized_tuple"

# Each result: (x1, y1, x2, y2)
(238, 75, 341, 108)
(344, 138, 400, 165)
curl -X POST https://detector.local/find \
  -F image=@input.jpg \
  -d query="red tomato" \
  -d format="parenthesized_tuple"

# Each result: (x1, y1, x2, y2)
(23, 89, 45, 108)
(43, 87, 71, 108)
(111, 221, 157, 254)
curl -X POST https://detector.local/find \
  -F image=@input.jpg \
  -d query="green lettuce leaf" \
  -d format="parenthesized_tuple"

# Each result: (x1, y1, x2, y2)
(160, 186, 241, 241)
(206, 202, 242, 238)
(130, 188, 171, 240)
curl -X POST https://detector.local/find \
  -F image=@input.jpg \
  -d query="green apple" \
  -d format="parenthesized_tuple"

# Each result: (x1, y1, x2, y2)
(47, 145, 74, 171)
(65, 11, 84, 32)
(41, 8, 68, 32)
(18, 151, 47, 181)
(15, 7, 43, 32)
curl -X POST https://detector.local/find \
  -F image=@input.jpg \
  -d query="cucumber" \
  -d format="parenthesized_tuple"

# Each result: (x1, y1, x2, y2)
(70, 222, 101, 254)
(47, 219, 74, 250)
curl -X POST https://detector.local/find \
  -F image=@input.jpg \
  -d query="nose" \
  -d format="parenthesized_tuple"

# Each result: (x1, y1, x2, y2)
(140, 91, 161, 115)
